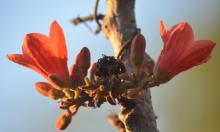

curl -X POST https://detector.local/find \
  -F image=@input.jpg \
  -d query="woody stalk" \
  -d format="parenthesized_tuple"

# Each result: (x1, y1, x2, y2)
(102, 0, 158, 132)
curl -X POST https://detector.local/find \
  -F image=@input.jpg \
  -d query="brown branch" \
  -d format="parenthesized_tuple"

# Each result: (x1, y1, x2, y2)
(102, 0, 158, 132)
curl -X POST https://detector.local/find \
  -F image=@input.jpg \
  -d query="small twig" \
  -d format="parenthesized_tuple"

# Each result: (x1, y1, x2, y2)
(94, 0, 102, 28)
(71, 14, 104, 25)
(71, 0, 103, 35)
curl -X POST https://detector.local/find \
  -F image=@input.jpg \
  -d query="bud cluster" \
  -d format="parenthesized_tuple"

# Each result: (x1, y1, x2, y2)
(35, 37, 161, 130)
(35, 50, 158, 130)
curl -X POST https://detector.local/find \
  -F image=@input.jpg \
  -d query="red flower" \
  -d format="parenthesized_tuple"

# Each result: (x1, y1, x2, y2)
(7, 21, 70, 87)
(153, 20, 216, 84)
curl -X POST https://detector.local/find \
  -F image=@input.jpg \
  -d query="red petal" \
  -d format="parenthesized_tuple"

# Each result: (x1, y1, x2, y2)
(173, 40, 215, 75)
(156, 22, 195, 71)
(154, 21, 214, 83)
(7, 54, 47, 78)
(165, 22, 194, 54)
(50, 21, 68, 60)
(160, 20, 169, 43)
(22, 33, 68, 77)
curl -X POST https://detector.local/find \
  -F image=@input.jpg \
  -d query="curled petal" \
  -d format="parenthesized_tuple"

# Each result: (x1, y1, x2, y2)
(7, 54, 47, 78)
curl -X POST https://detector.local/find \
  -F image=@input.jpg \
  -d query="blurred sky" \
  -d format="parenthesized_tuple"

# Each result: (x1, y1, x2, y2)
(0, 0, 219, 132)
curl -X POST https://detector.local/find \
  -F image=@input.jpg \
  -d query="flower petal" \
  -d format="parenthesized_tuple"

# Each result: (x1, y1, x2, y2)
(50, 21, 68, 60)
(165, 22, 194, 53)
(160, 20, 169, 43)
(157, 22, 195, 70)
(7, 54, 47, 78)
(154, 21, 215, 84)
(173, 40, 216, 75)
(22, 34, 55, 74)
(22, 33, 68, 77)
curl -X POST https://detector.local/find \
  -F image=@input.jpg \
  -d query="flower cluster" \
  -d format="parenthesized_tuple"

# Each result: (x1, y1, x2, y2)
(7, 20, 215, 130)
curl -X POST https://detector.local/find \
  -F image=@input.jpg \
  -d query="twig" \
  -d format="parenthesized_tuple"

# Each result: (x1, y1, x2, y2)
(94, 0, 102, 28)
(71, 0, 103, 35)
(71, 14, 104, 25)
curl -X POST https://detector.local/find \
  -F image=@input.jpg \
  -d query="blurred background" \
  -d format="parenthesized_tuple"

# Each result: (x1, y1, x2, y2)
(0, 0, 219, 132)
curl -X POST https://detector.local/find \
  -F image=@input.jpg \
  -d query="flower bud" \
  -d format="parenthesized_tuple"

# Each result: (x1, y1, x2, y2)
(89, 62, 97, 81)
(69, 64, 84, 89)
(47, 88, 64, 100)
(55, 111, 72, 130)
(35, 82, 63, 100)
(75, 47, 91, 77)
(35, 82, 52, 96)
(48, 74, 70, 90)
(130, 34, 146, 69)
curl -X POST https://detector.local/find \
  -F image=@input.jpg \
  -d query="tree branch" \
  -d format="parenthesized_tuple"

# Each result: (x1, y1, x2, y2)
(102, 0, 158, 132)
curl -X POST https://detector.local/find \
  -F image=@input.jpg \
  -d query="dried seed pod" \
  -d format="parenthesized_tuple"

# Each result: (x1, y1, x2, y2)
(96, 55, 126, 77)
(55, 111, 72, 130)
(69, 64, 84, 89)
(75, 47, 91, 77)
(130, 34, 146, 69)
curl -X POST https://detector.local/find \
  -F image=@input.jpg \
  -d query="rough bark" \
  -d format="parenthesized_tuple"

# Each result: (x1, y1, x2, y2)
(102, 0, 158, 132)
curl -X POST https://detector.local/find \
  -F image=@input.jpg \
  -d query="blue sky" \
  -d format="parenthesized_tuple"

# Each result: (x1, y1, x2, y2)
(0, 0, 219, 132)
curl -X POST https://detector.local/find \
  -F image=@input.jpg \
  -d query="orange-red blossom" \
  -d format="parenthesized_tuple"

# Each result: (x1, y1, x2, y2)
(7, 21, 90, 90)
(153, 20, 216, 84)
